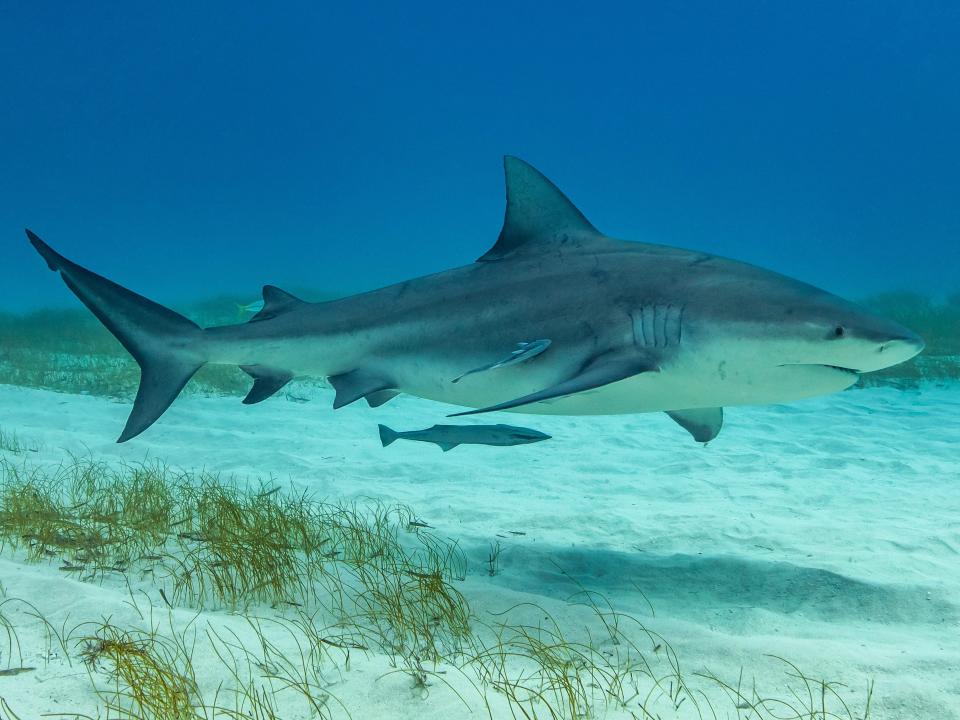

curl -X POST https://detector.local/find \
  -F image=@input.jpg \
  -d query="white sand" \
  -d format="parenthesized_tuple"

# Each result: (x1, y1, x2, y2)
(0, 382, 958, 718)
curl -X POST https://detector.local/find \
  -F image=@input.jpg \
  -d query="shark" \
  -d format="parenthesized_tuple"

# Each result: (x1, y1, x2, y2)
(26, 156, 924, 444)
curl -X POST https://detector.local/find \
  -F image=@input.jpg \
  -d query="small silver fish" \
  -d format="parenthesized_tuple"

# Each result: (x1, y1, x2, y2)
(378, 423, 550, 452)
(452, 339, 551, 383)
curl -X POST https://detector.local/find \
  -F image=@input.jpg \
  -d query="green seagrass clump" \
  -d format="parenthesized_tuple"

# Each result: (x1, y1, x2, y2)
(0, 457, 878, 720)
(0, 427, 40, 455)
(0, 459, 185, 576)
(79, 620, 199, 720)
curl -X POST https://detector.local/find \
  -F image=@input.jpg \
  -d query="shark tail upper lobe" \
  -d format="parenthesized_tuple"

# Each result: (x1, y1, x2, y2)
(27, 229, 206, 442)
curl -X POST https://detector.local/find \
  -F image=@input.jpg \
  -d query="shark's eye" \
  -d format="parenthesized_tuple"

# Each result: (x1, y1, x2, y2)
(834, 326, 846, 338)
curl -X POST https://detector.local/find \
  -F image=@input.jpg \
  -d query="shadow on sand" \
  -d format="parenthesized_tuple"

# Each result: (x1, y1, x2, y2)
(486, 543, 956, 627)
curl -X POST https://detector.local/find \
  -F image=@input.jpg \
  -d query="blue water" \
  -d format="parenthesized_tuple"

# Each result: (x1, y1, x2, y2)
(1, 7, 960, 717)
(2, 2, 958, 311)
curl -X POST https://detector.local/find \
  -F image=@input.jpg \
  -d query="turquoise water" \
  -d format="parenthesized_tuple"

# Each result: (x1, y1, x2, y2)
(1, 3, 959, 718)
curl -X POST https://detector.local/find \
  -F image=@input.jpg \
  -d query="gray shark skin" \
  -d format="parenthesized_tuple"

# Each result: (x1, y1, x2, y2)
(26, 156, 924, 444)
(379, 423, 550, 452)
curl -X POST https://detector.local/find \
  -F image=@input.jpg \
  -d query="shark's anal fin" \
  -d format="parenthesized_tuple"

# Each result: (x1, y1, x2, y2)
(666, 408, 723, 443)
(328, 369, 396, 410)
(478, 157, 602, 262)
(240, 365, 294, 404)
(449, 354, 658, 417)
(437, 442, 458, 452)
(249, 286, 307, 322)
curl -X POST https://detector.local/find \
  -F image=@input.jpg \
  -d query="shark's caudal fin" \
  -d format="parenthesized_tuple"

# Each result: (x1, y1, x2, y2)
(378, 424, 399, 447)
(26, 230, 205, 442)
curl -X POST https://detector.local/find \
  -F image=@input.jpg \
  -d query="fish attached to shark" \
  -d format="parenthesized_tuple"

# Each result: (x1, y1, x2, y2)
(27, 156, 924, 444)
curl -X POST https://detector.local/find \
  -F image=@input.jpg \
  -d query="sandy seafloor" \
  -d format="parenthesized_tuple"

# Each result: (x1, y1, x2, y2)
(0, 381, 957, 718)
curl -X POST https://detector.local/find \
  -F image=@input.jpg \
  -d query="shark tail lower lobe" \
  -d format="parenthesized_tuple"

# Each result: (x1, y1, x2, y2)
(378, 424, 399, 447)
(27, 229, 205, 443)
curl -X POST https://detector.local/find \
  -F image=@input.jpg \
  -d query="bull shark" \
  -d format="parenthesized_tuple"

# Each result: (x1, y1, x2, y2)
(26, 156, 924, 444)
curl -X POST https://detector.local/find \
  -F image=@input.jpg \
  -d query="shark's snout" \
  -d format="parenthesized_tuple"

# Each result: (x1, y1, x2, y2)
(782, 311, 925, 376)
(877, 332, 925, 364)
(852, 324, 924, 372)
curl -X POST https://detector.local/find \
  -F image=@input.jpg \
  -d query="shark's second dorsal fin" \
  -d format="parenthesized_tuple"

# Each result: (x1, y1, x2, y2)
(250, 285, 306, 322)
(478, 156, 602, 262)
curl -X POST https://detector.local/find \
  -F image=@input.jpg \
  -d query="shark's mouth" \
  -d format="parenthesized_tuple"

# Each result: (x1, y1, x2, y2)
(821, 364, 860, 375)
(781, 363, 861, 376)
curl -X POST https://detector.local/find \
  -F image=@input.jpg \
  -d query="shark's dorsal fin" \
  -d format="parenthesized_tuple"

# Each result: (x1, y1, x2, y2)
(477, 156, 602, 262)
(250, 286, 306, 322)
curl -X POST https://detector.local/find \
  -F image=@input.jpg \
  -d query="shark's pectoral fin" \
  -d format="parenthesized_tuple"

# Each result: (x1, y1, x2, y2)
(449, 354, 658, 417)
(365, 389, 400, 407)
(249, 286, 307, 322)
(328, 369, 396, 410)
(666, 408, 723, 443)
(240, 365, 294, 404)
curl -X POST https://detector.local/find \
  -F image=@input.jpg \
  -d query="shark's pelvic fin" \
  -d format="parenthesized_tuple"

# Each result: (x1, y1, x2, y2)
(365, 389, 401, 407)
(449, 354, 657, 417)
(26, 229, 204, 443)
(666, 408, 723, 443)
(437, 442, 458, 452)
(477, 156, 602, 262)
(240, 365, 294, 404)
(249, 285, 306, 322)
(328, 369, 396, 409)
